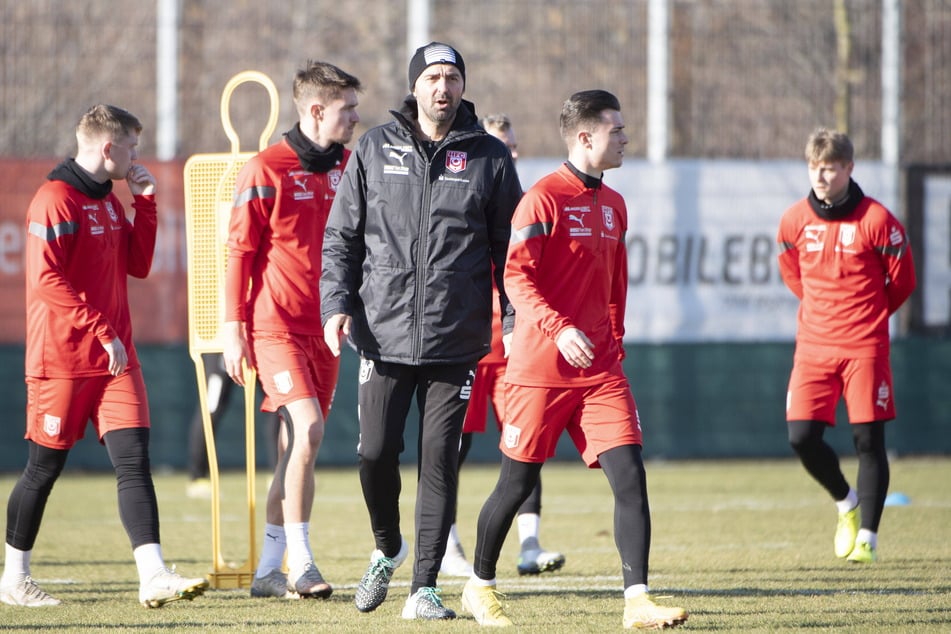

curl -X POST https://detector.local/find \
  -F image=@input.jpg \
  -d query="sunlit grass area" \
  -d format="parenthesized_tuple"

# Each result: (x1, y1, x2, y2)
(0, 458, 949, 632)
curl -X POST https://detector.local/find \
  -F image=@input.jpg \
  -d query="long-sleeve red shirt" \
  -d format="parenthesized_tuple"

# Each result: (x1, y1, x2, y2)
(225, 140, 348, 335)
(25, 181, 156, 378)
(777, 194, 916, 358)
(504, 164, 627, 387)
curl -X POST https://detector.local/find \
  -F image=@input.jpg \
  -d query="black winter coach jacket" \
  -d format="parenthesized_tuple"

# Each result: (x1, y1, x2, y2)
(320, 97, 522, 366)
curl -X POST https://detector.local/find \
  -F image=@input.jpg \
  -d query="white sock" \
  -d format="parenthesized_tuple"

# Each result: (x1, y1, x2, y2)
(133, 543, 166, 583)
(2, 544, 30, 585)
(856, 529, 877, 548)
(624, 584, 649, 599)
(469, 575, 496, 587)
(284, 522, 314, 574)
(517, 513, 540, 548)
(256, 523, 287, 578)
(835, 489, 859, 514)
(446, 523, 462, 549)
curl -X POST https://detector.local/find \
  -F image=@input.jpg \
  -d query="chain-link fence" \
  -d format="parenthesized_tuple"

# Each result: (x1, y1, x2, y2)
(1, 0, 949, 162)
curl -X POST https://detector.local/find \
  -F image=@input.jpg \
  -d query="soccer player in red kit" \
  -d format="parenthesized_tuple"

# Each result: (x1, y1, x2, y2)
(777, 128, 916, 564)
(460, 90, 687, 630)
(222, 61, 361, 599)
(442, 113, 565, 580)
(0, 104, 208, 608)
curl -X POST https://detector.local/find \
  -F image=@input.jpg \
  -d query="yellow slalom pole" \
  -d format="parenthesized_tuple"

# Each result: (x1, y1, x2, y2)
(182, 70, 279, 588)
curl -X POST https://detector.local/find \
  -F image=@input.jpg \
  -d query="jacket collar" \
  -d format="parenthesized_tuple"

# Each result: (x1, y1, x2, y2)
(563, 161, 603, 190)
(808, 179, 864, 220)
(48, 158, 113, 200)
(391, 96, 481, 142)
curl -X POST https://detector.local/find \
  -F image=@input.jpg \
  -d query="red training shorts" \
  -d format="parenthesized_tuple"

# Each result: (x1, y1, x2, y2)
(25, 368, 150, 450)
(786, 353, 896, 424)
(462, 362, 506, 434)
(501, 375, 642, 468)
(251, 331, 340, 418)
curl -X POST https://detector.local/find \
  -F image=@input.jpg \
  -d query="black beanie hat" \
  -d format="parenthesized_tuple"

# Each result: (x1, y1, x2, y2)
(408, 42, 466, 90)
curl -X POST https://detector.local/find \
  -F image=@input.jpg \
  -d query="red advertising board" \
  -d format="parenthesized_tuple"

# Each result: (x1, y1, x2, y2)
(0, 159, 189, 343)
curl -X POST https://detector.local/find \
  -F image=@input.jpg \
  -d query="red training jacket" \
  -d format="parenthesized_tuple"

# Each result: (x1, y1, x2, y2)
(225, 140, 348, 335)
(777, 194, 916, 358)
(504, 164, 627, 387)
(25, 181, 156, 378)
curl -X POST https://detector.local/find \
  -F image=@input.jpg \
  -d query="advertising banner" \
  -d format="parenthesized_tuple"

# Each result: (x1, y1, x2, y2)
(518, 159, 896, 342)
(0, 158, 898, 345)
(0, 159, 188, 343)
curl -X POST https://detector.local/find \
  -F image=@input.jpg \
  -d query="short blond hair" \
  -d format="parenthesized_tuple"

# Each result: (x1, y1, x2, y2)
(293, 60, 362, 110)
(76, 104, 142, 145)
(805, 128, 854, 164)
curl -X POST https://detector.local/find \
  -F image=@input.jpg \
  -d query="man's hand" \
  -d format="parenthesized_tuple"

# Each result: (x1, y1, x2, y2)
(502, 332, 513, 358)
(323, 314, 351, 357)
(126, 164, 156, 196)
(222, 320, 251, 385)
(102, 338, 128, 376)
(555, 327, 595, 369)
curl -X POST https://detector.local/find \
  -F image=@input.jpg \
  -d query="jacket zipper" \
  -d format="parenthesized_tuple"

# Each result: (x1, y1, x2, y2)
(401, 122, 480, 363)
(412, 144, 435, 363)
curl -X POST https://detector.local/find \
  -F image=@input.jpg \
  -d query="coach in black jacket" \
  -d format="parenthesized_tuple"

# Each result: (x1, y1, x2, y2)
(321, 42, 521, 620)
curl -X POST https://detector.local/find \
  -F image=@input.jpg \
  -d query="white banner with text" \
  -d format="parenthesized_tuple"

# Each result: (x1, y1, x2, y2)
(517, 159, 896, 343)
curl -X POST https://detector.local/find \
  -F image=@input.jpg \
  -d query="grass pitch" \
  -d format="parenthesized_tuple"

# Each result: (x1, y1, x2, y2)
(0, 457, 949, 632)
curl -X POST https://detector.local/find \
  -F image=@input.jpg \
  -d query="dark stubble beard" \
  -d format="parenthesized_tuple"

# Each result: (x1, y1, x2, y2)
(421, 94, 460, 125)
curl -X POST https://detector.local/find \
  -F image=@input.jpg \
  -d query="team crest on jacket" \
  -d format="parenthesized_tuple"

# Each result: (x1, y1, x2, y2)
(838, 224, 856, 247)
(105, 202, 120, 227)
(446, 150, 467, 174)
(328, 169, 342, 191)
(602, 205, 615, 231)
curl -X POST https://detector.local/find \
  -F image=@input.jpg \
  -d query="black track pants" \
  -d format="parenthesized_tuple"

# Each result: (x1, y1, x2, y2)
(356, 358, 476, 591)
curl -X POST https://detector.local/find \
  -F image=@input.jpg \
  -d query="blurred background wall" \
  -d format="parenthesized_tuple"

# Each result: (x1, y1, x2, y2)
(0, 0, 948, 471)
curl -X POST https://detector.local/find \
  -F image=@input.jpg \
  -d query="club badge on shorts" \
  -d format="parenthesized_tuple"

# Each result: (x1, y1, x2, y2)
(876, 381, 891, 410)
(43, 413, 61, 437)
(503, 423, 521, 449)
(273, 370, 294, 395)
